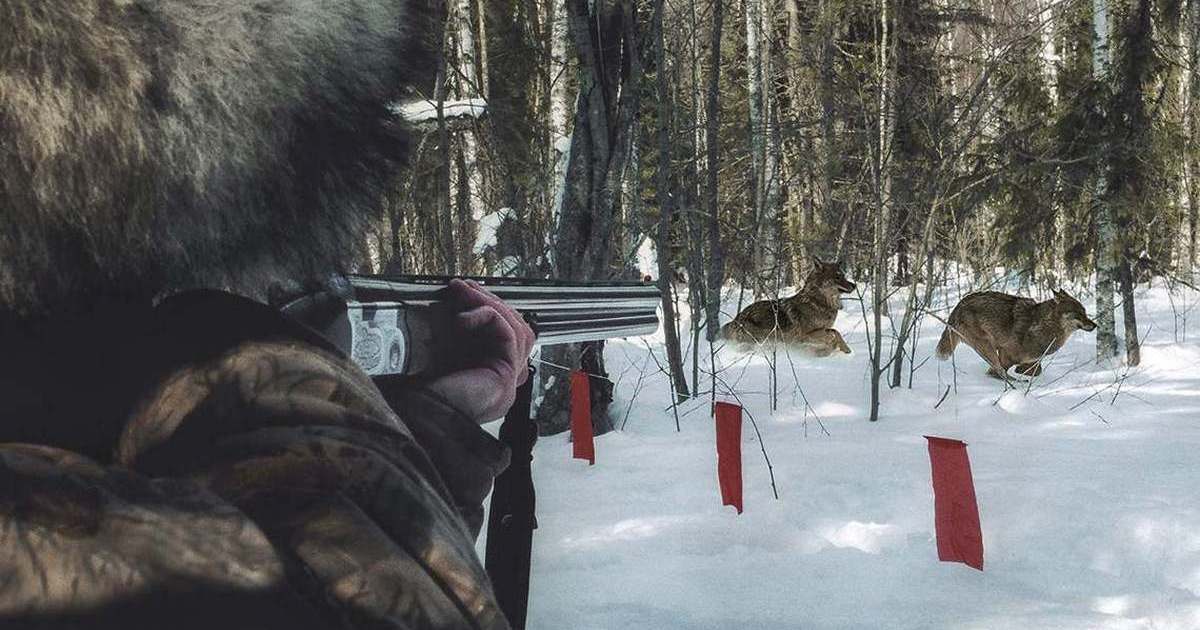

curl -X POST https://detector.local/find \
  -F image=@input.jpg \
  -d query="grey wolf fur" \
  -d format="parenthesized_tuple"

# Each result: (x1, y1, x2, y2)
(936, 288, 1098, 378)
(0, 0, 442, 316)
(719, 259, 857, 356)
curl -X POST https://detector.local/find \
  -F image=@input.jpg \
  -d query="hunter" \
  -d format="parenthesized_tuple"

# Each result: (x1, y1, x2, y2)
(0, 0, 522, 627)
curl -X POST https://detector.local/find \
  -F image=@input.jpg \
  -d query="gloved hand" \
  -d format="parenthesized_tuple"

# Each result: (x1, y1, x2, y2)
(421, 279, 537, 423)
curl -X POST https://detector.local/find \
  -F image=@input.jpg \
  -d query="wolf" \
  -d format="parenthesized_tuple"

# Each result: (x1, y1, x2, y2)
(936, 288, 1098, 378)
(719, 259, 857, 356)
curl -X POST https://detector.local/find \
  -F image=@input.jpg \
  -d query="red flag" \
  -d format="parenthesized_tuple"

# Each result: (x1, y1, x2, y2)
(925, 436, 983, 571)
(714, 402, 743, 514)
(570, 371, 594, 465)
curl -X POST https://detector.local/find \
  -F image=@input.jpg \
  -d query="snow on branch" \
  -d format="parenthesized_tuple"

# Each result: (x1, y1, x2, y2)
(391, 98, 488, 131)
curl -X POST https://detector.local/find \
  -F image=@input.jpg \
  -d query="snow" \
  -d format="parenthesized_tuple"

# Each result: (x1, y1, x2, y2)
(392, 97, 487, 122)
(479, 278, 1200, 629)
(636, 237, 657, 280)
(474, 208, 509, 255)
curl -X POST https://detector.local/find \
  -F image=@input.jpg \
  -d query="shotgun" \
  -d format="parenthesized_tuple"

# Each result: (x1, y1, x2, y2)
(282, 273, 661, 630)
(282, 273, 661, 377)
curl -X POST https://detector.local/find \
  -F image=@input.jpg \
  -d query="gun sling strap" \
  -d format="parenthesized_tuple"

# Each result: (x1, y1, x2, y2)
(485, 364, 537, 629)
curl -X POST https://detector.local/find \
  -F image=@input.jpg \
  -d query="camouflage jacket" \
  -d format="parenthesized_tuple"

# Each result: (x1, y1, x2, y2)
(0, 291, 511, 629)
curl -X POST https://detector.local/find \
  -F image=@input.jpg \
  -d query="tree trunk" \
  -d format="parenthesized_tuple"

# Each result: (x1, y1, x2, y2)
(1118, 250, 1141, 366)
(549, 0, 572, 153)
(454, 143, 474, 273)
(476, 0, 489, 99)
(1093, 0, 1120, 362)
(1112, 0, 1159, 367)
(685, 0, 709, 377)
(818, 0, 836, 242)
(653, 0, 691, 401)
(624, 114, 642, 267)
(745, 0, 768, 294)
(870, 0, 897, 422)
(704, 0, 726, 342)
(435, 53, 456, 274)
(1189, 0, 1200, 272)
(784, 0, 808, 280)
(536, 0, 641, 435)
(453, 0, 484, 274)
(484, 1, 556, 276)
(762, 0, 783, 294)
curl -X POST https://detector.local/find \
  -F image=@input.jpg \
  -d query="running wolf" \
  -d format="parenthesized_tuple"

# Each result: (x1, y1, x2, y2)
(935, 289, 1097, 378)
(720, 259, 857, 356)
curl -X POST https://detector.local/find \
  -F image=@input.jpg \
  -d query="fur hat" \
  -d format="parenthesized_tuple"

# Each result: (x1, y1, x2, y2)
(0, 0, 444, 315)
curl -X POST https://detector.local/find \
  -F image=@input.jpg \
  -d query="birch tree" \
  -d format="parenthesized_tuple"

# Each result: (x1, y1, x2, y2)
(452, 0, 485, 273)
(745, 0, 769, 294)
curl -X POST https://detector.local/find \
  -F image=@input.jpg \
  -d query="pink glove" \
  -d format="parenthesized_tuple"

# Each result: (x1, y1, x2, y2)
(421, 279, 537, 423)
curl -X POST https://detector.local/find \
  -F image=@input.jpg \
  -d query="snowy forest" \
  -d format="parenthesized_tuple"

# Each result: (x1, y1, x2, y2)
(377, 1, 1200, 626)
(377, 0, 1199, 421)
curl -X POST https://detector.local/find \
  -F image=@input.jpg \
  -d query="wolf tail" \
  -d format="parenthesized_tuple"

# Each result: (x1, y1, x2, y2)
(935, 326, 958, 360)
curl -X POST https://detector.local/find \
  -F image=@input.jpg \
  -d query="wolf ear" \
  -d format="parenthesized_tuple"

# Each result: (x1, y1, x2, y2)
(1052, 288, 1068, 300)
(811, 255, 825, 268)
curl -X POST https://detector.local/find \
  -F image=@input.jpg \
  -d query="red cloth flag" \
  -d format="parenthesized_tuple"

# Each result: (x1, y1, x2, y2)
(714, 402, 743, 514)
(570, 371, 595, 465)
(925, 436, 984, 571)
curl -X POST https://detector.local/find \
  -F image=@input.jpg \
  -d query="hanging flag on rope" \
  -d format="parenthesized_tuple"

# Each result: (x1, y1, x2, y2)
(714, 402, 743, 514)
(570, 371, 595, 465)
(925, 436, 983, 571)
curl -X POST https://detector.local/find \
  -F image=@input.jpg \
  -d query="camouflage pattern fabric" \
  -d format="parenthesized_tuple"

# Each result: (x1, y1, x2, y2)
(0, 291, 511, 629)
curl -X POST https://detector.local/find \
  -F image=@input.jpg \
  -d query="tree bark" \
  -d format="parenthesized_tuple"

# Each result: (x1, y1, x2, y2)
(784, 0, 808, 281)
(745, 0, 769, 294)
(870, 0, 897, 422)
(653, 0, 691, 401)
(685, 0, 709, 380)
(435, 48, 456, 274)
(761, 0, 783, 293)
(453, 0, 484, 273)
(1093, 0, 1120, 362)
(536, 0, 641, 435)
(484, 1, 546, 275)
(704, 0, 726, 342)
(818, 0, 836, 244)
(1118, 250, 1141, 366)
(1189, 0, 1200, 271)
(745, 0, 762, 202)
(475, 0, 489, 99)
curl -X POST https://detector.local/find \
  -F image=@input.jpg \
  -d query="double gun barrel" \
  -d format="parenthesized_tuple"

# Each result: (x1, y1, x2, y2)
(289, 274, 662, 377)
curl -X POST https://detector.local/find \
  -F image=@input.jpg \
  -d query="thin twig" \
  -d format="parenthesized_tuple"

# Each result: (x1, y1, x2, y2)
(933, 385, 952, 410)
(619, 349, 655, 431)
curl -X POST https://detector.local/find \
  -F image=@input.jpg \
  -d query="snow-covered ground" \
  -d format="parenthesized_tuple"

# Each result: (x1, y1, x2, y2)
(482, 277, 1200, 629)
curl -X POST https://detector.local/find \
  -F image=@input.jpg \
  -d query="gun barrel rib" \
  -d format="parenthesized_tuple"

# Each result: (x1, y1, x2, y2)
(288, 275, 663, 376)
